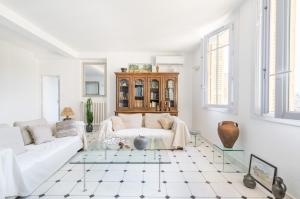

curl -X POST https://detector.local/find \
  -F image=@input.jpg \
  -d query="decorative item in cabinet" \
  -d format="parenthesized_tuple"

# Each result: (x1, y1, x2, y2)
(133, 79, 145, 108)
(164, 78, 176, 110)
(119, 79, 129, 108)
(149, 79, 160, 108)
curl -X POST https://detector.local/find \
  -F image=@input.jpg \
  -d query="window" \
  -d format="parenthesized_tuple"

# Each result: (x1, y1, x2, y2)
(259, 0, 300, 120)
(203, 24, 234, 109)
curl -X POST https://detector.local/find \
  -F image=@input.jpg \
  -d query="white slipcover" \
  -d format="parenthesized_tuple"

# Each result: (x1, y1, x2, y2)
(99, 116, 190, 149)
(0, 137, 82, 198)
(0, 121, 87, 198)
(0, 148, 27, 198)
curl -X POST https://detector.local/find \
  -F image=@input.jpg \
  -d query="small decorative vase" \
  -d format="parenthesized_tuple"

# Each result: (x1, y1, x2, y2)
(156, 64, 159, 72)
(86, 124, 93, 132)
(134, 136, 148, 150)
(243, 173, 256, 189)
(217, 121, 239, 148)
(121, 67, 127, 72)
(272, 177, 287, 199)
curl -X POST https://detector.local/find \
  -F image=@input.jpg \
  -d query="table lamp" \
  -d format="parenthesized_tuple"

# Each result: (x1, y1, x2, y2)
(61, 107, 75, 121)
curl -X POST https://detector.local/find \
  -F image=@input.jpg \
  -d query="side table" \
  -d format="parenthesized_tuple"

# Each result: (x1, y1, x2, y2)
(190, 129, 201, 147)
(213, 144, 245, 173)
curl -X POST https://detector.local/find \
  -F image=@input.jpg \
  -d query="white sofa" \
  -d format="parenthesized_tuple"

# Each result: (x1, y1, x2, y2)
(99, 115, 191, 149)
(0, 120, 86, 198)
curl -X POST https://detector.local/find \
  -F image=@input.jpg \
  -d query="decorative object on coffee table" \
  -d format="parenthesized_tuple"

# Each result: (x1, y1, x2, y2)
(217, 121, 239, 148)
(61, 107, 75, 121)
(85, 98, 94, 132)
(243, 173, 256, 189)
(272, 177, 287, 199)
(249, 154, 277, 192)
(134, 135, 148, 150)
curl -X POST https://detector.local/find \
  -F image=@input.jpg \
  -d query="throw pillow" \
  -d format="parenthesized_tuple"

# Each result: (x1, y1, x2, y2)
(144, 113, 170, 129)
(56, 120, 79, 138)
(111, 116, 126, 131)
(14, 118, 48, 145)
(56, 128, 78, 138)
(27, 125, 54, 145)
(118, 113, 143, 129)
(0, 127, 26, 154)
(159, 117, 174, 130)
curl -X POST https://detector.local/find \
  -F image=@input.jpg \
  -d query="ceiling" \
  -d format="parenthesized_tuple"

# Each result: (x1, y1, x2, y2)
(0, 0, 243, 53)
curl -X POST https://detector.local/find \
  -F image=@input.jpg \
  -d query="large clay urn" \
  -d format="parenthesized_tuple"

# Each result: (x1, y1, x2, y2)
(217, 121, 239, 148)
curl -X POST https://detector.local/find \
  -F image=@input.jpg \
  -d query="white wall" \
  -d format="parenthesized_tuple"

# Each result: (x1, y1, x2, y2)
(39, 59, 82, 120)
(191, 0, 300, 198)
(0, 40, 40, 125)
(39, 52, 193, 127)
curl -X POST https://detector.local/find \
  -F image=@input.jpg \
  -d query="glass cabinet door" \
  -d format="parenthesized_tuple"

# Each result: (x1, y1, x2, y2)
(149, 79, 160, 109)
(133, 78, 145, 109)
(119, 79, 130, 108)
(164, 78, 176, 110)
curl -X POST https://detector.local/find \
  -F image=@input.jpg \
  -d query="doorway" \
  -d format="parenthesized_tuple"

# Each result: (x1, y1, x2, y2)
(42, 75, 60, 122)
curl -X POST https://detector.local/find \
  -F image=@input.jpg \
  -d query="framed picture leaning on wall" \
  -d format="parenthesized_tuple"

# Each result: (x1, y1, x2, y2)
(249, 154, 277, 192)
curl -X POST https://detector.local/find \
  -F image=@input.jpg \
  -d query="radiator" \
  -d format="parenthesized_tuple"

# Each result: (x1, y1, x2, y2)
(80, 101, 106, 128)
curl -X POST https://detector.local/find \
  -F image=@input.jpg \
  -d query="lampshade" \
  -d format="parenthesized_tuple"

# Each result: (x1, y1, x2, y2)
(61, 107, 75, 117)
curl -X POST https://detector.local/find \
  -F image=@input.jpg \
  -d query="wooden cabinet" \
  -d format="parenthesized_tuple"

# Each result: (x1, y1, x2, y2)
(115, 72, 179, 116)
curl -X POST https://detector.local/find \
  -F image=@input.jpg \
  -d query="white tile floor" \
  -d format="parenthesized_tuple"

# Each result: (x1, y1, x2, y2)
(26, 140, 274, 199)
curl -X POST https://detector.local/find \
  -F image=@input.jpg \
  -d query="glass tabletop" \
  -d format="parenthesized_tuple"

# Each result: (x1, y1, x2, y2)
(70, 136, 171, 164)
(213, 144, 244, 151)
(190, 129, 201, 135)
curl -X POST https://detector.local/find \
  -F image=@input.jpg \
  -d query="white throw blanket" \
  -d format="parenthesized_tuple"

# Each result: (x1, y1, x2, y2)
(98, 116, 191, 148)
(171, 117, 191, 148)
(0, 148, 27, 198)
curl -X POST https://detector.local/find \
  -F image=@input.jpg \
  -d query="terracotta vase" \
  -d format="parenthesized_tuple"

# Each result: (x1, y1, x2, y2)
(217, 121, 239, 148)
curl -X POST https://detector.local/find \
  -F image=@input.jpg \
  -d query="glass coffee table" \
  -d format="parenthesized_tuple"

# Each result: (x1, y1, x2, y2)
(69, 136, 171, 193)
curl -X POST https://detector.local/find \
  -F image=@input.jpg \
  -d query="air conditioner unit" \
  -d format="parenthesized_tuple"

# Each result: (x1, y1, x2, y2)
(155, 56, 184, 65)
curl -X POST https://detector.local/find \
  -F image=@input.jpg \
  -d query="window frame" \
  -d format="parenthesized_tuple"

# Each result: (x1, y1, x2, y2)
(260, 0, 300, 120)
(203, 24, 235, 111)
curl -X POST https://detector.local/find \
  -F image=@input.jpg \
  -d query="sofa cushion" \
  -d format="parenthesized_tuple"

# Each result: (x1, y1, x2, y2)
(144, 113, 170, 129)
(56, 120, 79, 138)
(0, 127, 26, 154)
(55, 128, 78, 138)
(27, 125, 54, 145)
(111, 116, 126, 131)
(118, 113, 143, 129)
(159, 117, 174, 129)
(14, 119, 48, 145)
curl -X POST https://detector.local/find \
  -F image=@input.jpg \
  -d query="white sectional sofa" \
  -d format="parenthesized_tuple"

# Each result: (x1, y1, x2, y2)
(99, 114, 190, 149)
(0, 119, 86, 198)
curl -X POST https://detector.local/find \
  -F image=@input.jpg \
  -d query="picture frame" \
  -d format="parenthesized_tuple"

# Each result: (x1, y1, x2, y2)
(128, 63, 152, 72)
(249, 154, 277, 192)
